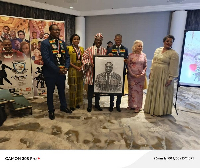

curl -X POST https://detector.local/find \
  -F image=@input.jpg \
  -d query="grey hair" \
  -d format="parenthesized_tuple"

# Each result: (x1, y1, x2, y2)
(132, 40, 143, 53)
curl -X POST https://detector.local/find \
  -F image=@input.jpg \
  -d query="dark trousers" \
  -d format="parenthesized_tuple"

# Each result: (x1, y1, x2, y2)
(45, 75, 67, 112)
(110, 72, 125, 108)
(110, 95, 122, 108)
(87, 84, 100, 108)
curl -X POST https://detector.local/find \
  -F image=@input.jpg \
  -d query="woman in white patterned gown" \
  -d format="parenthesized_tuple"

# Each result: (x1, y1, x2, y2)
(144, 35, 179, 116)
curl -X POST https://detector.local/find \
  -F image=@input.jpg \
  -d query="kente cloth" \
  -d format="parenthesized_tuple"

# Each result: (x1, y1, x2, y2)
(49, 39, 66, 66)
(82, 46, 107, 85)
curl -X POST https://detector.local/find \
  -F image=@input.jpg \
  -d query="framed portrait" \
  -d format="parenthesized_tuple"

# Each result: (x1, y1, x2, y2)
(93, 55, 124, 95)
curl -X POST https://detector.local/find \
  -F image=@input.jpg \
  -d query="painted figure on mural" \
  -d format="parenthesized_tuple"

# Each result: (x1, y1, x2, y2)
(0, 40, 3, 52)
(39, 31, 44, 39)
(10, 30, 17, 41)
(0, 39, 24, 62)
(33, 49, 43, 65)
(43, 33, 49, 40)
(11, 39, 21, 51)
(37, 41, 41, 51)
(31, 31, 39, 45)
(34, 67, 45, 88)
(0, 26, 11, 41)
(20, 41, 30, 59)
(0, 60, 13, 85)
(31, 42, 38, 52)
(16, 30, 29, 43)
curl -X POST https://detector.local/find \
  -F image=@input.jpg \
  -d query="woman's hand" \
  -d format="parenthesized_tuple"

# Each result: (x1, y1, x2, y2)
(135, 74, 144, 78)
(76, 67, 82, 71)
(78, 66, 83, 71)
(127, 71, 139, 78)
(165, 80, 172, 87)
(108, 53, 114, 56)
(133, 74, 140, 78)
(73, 65, 81, 71)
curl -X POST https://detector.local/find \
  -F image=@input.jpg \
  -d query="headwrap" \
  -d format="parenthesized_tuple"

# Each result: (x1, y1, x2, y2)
(95, 33, 103, 39)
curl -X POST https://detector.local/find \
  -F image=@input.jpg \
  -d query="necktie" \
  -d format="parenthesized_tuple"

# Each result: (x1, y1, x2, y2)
(107, 74, 109, 84)
(117, 47, 120, 56)
(107, 74, 110, 91)
(97, 48, 100, 55)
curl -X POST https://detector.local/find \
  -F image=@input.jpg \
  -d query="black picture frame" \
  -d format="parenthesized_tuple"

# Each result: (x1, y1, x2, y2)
(93, 55, 124, 95)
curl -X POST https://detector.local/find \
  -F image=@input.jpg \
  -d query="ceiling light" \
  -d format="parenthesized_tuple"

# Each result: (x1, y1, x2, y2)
(65, 0, 77, 3)
(70, 6, 73, 9)
(167, 0, 185, 3)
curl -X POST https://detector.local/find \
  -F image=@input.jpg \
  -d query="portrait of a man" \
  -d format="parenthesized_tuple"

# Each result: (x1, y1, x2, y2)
(94, 56, 124, 94)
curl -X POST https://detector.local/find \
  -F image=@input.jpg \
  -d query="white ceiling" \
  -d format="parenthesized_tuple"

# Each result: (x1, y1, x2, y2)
(2, 0, 200, 16)
(32, 0, 199, 11)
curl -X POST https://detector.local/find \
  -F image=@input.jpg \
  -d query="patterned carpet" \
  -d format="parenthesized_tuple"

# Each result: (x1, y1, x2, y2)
(0, 85, 200, 150)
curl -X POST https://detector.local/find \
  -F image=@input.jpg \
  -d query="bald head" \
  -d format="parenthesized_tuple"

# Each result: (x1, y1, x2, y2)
(3, 39, 12, 51)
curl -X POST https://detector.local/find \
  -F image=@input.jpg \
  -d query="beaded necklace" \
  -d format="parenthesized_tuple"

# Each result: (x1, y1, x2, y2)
(72, 44, 81, 60)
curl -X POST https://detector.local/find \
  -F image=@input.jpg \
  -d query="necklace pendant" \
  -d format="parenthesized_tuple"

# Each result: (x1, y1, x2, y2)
(57, 54, 61, 58)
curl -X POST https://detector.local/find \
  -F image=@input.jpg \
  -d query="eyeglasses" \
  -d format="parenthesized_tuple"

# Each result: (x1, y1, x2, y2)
(52, 29, 61, 32)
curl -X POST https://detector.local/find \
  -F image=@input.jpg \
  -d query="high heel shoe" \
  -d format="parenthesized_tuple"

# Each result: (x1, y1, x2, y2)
(134, 109, 140, 113)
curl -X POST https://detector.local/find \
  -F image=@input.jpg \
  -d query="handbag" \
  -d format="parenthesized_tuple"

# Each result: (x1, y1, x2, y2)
(143, 75, 148, 90)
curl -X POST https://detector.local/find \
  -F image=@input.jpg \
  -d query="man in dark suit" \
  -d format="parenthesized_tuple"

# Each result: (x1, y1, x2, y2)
(106, 34, 128, 112)
(41, 24, 71, 120)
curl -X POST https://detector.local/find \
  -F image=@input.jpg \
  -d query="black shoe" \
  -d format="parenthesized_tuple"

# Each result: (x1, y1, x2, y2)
(95, 105, 103, 111)
(109, 107, 113, 112)
(49, 112, 55, 120)
(87, 107, 91, 112)
(70, 107, 75, 111)
(60, 108, 72, 113)
(76, 105, 80, 108)
(116, 106, 121, 112)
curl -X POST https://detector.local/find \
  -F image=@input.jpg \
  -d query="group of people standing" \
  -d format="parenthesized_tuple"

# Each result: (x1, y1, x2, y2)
(41, 24, 179, 120)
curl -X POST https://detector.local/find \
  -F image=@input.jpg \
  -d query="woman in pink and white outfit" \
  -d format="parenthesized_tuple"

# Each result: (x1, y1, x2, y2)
(127, 40, 147, 112)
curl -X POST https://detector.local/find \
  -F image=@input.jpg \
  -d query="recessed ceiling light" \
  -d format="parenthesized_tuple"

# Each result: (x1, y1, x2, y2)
(167, 0, 185, 3)
(70, 6, 73, 9)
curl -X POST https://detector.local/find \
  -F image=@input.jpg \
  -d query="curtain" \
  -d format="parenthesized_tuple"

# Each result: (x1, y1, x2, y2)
(0, 1, 75, 45)
(185, 10, 200, 31)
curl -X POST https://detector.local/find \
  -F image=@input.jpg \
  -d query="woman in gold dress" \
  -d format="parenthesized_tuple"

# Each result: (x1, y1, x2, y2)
(67, 34, 84, 111)
(144, 35, 179, 116)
